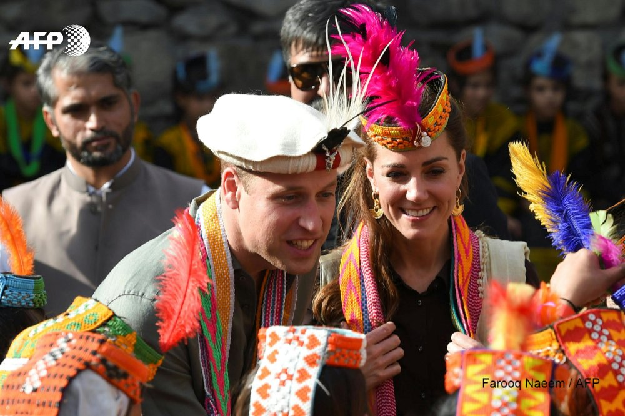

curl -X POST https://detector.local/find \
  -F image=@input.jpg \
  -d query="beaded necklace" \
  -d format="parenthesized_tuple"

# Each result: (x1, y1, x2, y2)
(5, 99, 47, 178)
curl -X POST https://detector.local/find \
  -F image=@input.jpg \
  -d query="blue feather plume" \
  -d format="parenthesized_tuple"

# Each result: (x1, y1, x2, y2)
(542, 171, 594, 254)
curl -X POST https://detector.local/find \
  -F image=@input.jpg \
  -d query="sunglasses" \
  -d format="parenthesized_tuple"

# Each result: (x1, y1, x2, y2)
(288, 59, 352, 91)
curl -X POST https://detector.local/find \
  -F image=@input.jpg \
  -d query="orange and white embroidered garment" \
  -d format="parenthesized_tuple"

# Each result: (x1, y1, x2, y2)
(250, 326, 366, 416)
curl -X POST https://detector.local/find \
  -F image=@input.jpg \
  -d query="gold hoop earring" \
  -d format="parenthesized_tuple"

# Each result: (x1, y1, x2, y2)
(451, 188, 464, 216)
(370, 191, 384, 219)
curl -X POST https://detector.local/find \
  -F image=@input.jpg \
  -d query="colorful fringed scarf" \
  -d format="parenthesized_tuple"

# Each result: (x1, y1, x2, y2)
(194, 192, 298, 416)
(338, 215, 483, 415)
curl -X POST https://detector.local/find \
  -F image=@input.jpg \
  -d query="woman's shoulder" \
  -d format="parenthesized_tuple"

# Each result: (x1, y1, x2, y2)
(478, 233, 529, 257)
(478, 233, 530, 285)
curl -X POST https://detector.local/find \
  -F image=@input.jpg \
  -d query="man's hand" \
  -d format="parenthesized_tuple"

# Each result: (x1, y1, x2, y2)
(361, 322, 403, 390)
(446, 332, 483, 354)
(550, 249, 625, 308)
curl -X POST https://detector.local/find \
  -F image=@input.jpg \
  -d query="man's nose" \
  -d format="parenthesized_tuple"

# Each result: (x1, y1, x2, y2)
(85, 108, 105, 130)
(299, 199, 323, 233)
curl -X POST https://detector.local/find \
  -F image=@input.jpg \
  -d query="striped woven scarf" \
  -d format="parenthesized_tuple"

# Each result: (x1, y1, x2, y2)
(195, 191, 298, 415)
(338, 215, 483, 415)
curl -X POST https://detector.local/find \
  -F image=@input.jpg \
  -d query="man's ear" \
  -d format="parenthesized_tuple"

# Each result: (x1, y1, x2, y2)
(222, 166, 241, 209)
(42, 106, 59, 137)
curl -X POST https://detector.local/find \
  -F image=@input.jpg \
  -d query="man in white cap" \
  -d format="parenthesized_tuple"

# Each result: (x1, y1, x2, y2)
(92, 93, 364, 415)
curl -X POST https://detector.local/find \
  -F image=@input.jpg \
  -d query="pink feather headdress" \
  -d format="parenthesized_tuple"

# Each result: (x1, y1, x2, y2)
(332, 4, 451, 151)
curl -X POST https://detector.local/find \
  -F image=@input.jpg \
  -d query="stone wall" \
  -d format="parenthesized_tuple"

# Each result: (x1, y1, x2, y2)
(1, 0, 623, 134)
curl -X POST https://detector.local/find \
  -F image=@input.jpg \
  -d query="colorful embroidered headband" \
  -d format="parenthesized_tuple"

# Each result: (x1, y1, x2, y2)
(0, 331, 150, 415)
(249, 326, 366, 416)
(447, 28, 495, 76)
(4, 296, 164, 382)
(0, 198, 46, 308)
(332, 5, 452, 152)
(361, 71, 451, 151)
(0, 273, 46, 308)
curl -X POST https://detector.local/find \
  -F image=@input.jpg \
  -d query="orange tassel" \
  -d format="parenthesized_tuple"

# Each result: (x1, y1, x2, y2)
(156, 209, 211, 353)
(0, 197, 34, 275)
(487, 281, 535, 351)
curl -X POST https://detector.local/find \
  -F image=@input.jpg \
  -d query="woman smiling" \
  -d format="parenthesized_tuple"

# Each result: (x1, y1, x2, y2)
(312, 5, 538, 416)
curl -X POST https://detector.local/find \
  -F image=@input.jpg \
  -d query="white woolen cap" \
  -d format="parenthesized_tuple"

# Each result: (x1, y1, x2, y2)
(196, 94, 364, 174)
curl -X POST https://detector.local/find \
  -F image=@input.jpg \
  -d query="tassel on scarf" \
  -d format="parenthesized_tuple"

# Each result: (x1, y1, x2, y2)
(487, 281, 535, 351)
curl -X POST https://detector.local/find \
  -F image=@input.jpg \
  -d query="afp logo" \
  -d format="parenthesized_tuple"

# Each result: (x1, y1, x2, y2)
(9, 25, 91, 57)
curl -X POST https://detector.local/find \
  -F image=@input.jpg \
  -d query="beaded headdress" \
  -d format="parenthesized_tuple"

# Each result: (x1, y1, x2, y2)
(332, 4, 451, 151)
(0, 198, 46, 308)
(3, 296, 164, 384)
(249, 326, 366, 416)
(0, 331, 150, 415)
(447, 27, 495, 76)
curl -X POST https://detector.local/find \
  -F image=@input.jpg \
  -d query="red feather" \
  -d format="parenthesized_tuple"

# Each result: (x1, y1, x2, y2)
(332, 4, 431, 129)
(0, 196, 34, 275)
(156, 209, 211, 353)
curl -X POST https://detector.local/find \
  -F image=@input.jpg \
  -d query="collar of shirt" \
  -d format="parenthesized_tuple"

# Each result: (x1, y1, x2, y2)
(66, 148, 136, 195)
(391, 259, 452, 294)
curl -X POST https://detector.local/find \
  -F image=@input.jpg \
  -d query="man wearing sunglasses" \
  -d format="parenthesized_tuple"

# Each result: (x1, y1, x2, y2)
(280, 0, 380, 108)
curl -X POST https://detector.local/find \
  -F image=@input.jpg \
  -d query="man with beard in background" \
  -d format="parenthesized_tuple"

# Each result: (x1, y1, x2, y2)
(2, 44, 205, 315)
